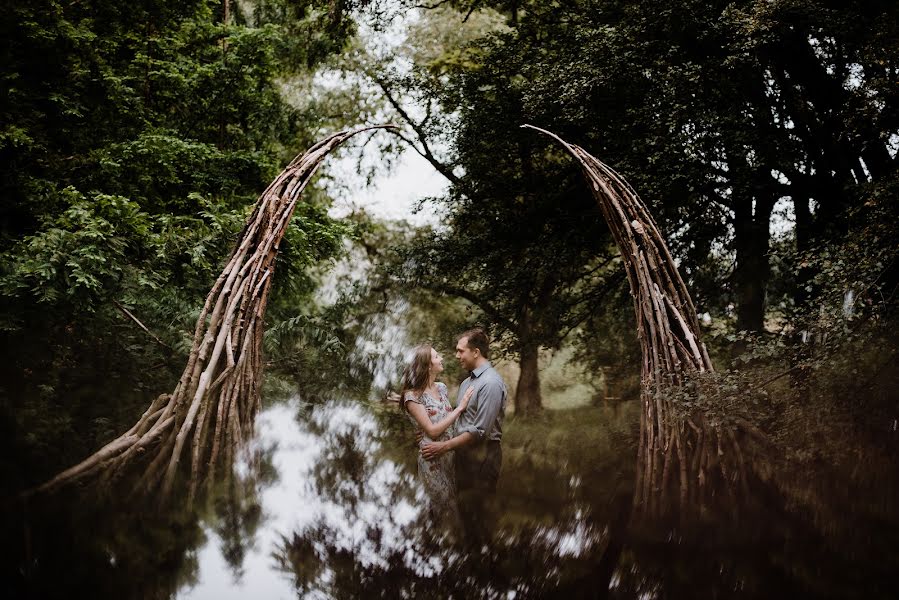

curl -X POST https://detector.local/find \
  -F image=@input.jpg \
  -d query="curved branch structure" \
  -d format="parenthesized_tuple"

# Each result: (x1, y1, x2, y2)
(524, 125, 730, 514)
(30, 125, 395, 501)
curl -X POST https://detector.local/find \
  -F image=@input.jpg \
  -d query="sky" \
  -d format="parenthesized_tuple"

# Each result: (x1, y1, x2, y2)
(324, 139, 449, 227)
(315, 5, 456, 229)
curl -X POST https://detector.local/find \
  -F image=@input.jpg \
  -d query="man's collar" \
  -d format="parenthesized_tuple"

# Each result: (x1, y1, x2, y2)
(470, 361, 491, 378)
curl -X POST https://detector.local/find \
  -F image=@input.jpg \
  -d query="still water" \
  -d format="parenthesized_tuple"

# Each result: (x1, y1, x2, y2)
(6, 382, 899, 598)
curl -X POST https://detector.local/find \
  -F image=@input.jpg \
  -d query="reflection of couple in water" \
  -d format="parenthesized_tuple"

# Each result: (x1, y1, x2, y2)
(400, 328, 507, 541)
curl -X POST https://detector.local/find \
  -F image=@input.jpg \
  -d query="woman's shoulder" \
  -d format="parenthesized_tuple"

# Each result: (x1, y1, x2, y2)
(403, 390, 422, 405)
(437, 381, 448, 391)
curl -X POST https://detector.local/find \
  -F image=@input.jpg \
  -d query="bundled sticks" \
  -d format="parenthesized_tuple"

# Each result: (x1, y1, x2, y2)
(524, 125, 725, 513)
(29, 125, 395, 501)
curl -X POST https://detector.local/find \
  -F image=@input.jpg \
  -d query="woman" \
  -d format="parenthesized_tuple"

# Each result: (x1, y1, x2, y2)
(400, 343, 473, 524)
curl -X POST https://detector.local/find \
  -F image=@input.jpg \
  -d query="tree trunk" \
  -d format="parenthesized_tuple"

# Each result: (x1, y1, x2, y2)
(789, 193, 814, 400)
(515, 342, 542, 416)
(733, 207, 771, 333)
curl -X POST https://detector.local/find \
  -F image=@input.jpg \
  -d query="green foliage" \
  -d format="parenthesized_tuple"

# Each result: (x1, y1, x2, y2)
(358, 0, 898, 393)
(2, 190, 150, 310)
(0, 0, 361, 484)
(431, 0, 899, 333)
(0, 188, 249, 319)
(689, 173, 899, 468)
(362, 6, 622, 368)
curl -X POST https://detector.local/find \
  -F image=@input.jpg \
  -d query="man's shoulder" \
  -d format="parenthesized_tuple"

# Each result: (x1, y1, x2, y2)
(481, 366, 507, 388)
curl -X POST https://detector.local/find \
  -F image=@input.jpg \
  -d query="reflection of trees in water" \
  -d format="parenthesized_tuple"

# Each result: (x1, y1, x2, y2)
(276, 339, 898, 596)
(272, 401, 429, 596)
(619, 413, 899, 599)
(636, 326, 898, 596)
(208, 440, 278, 583)
(272, 401, 643, 598)
(744, 436, 899, 598)
(6, 427, 284, 597)
(7, 491, 203, 599)
(275, 503, 634, 598)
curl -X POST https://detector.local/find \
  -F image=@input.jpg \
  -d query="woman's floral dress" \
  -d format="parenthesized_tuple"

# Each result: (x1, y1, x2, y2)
(404, 382, 461, 526)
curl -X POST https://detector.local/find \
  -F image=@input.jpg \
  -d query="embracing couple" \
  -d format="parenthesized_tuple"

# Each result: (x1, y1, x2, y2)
(399, 328, 506, 541)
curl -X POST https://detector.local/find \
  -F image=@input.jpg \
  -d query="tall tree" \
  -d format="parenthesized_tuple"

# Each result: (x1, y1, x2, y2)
(355, 6, 621, 414)
(443, 0, 899, 333)
(366, 0, 897, 420)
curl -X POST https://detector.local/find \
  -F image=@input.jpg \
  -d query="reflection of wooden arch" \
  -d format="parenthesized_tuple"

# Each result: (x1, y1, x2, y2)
(29, 125, 396, 502)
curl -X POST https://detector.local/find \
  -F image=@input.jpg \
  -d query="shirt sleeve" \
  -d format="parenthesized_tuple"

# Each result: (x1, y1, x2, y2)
(456, 378, 504, 441)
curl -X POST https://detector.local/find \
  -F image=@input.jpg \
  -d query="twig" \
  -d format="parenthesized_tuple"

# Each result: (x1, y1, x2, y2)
(463, 0, 483, 22)
(413, 0, 452, 9)
(746, 364, 802, 392)
(113, 300, 172, 352)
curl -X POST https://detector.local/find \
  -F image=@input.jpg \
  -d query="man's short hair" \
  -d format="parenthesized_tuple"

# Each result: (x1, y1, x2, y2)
(458, 327, 490, 360)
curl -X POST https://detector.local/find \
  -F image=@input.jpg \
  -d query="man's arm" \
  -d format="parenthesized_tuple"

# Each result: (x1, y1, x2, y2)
(420, 431, 475, 460)
(456, 378, 504, 440)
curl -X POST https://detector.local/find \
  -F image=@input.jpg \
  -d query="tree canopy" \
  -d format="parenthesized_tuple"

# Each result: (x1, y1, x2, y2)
(343, 0, 898, 413)
(0, 0, 361, 486)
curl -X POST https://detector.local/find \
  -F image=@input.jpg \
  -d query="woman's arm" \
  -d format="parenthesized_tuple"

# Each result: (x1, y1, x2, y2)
(405, 387, 474, 440)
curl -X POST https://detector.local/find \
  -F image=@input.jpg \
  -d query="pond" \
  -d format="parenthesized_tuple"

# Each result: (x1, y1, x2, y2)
(5, 368, 898, 599)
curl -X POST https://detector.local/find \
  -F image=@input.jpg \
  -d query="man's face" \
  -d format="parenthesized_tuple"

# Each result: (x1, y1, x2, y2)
(455, 336, 479, 371)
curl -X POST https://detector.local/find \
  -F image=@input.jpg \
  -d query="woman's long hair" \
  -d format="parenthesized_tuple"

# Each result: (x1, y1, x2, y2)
(399, 344, 433, 411)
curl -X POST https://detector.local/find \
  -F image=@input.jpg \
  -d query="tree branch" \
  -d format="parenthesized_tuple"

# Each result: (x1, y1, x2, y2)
(463, 0, 483, 22)
(413, 0, 452, 9)
(113, 300, 173, 352)
(420, 280, 517, 332)
(374, 77, 461, 186)
(559, 269, 626, 313)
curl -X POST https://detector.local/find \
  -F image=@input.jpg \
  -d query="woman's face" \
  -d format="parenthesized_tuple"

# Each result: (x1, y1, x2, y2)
(430, 348, 444, 375)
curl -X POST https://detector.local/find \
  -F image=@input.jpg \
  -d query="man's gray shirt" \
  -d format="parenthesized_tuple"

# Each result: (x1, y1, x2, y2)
(456, 362, 506, 442)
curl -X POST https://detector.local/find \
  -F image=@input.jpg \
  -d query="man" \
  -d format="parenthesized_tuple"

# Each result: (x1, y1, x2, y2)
(421, 327, 506, 540)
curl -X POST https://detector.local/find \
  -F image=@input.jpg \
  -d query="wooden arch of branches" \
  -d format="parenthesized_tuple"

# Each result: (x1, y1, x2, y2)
(32, 123, 752, 515)
(523, 125, 750, 514)
(29, 125, 396, 502)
